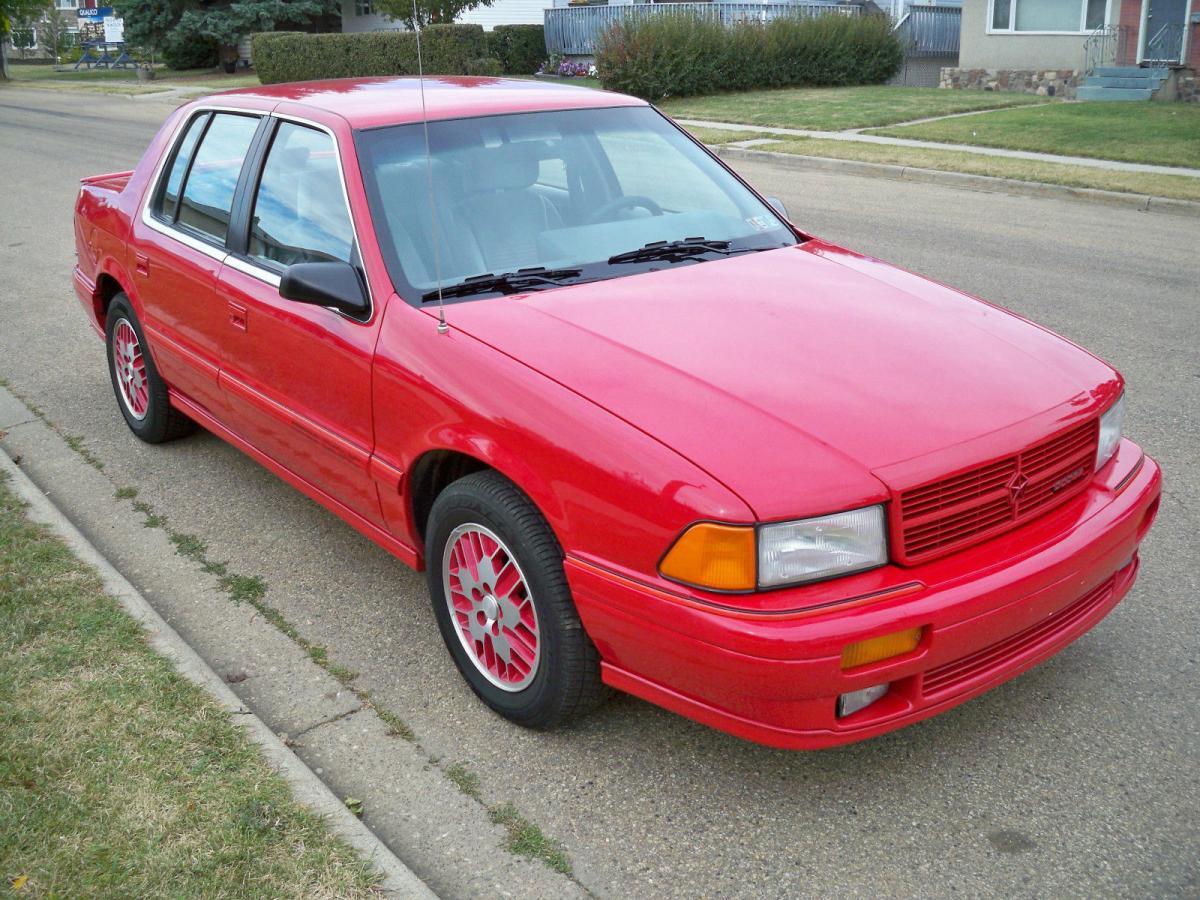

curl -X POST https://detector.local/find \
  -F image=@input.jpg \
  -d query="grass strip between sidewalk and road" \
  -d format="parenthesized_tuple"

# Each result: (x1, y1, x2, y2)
(0, 471, 379, 899)
(683, 127, 1200, 203)
(867, 101, 1200, 170)
(660, 85, 1050, 132)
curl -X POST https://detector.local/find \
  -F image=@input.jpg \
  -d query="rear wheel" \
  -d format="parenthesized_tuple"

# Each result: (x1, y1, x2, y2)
(426, 470, 607, 728)
(105, 294, 195, 443)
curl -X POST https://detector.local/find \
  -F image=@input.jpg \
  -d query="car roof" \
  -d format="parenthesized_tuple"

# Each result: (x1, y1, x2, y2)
(214, 76, 646, 129)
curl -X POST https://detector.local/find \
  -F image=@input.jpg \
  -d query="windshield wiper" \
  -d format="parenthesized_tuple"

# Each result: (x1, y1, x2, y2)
(421, 267, 583, 302)
(607, 238, 735, 266)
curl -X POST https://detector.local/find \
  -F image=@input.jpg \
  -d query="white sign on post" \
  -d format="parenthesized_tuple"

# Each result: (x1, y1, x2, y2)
(103, 16, 124, 43)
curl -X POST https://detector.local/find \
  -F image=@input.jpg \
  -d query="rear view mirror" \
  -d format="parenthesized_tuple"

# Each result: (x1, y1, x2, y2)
(279, 262, 369, 317)
(767, 197, 789, 220)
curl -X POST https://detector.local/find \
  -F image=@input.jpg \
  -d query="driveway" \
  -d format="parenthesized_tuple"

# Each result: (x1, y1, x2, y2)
(1, 87, 1197, 898)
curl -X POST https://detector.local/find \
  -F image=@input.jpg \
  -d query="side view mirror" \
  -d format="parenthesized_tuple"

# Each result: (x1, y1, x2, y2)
(279, 261, 369, 317)
(766, 196, 789, 220)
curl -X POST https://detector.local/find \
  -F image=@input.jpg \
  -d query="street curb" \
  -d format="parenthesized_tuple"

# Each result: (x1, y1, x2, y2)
(710, 145, 1200, 219)
(0, 448, 438, 900)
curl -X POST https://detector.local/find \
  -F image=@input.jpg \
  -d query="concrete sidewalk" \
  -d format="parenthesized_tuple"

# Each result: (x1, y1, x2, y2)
(675, 118, 1200, 179)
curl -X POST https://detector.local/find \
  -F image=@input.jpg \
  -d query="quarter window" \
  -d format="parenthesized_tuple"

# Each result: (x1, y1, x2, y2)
(177, 113, 260, 244)
(248, 122, 354, 268)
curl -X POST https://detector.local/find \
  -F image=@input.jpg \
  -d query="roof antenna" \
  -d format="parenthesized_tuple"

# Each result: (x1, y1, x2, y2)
(413, 4, 448, 335)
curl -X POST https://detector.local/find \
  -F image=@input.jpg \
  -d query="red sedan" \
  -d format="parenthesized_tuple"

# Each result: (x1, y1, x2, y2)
(73, 78, 1160, 749)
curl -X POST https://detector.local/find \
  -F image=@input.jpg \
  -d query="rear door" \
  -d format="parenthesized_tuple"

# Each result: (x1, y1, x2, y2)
(134, 110, 265, 416)
(213, 116, 384, 525)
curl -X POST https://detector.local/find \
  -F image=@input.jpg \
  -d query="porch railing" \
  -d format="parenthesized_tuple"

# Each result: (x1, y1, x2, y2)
(1144, 21, 1186, 65)
(544, 1, 855, 57)
(1083, 24, 1132, 75)
(893, 4, 960, 58)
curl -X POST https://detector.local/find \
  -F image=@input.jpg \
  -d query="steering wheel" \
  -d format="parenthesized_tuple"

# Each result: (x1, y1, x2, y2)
(586, 194, 664, 224)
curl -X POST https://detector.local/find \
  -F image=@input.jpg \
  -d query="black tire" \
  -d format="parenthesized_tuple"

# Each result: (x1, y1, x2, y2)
(105, 294, 195, 444)
(427, 470, 608, 728)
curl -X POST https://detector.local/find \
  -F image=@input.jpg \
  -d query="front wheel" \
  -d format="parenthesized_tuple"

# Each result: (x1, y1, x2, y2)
(105, 294, 195, 443)
(426, 471, 607, 728)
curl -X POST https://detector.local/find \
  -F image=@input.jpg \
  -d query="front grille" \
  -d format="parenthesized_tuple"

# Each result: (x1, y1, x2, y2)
(922, 575, 1116, 698)
(896, 419, 1098, 563)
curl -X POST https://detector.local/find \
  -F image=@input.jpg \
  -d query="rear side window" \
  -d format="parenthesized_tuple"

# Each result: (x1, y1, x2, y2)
(158, 114, 206, 222)
(177, 113, 260, 244)
(248, 122, 354, 269)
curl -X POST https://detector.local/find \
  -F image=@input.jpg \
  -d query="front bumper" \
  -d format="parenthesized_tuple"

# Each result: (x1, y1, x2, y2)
(567, 440, 1161, 749)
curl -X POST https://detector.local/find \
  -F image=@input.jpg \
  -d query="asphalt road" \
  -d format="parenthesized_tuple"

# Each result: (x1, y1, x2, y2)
(2, 87, 1197, 898)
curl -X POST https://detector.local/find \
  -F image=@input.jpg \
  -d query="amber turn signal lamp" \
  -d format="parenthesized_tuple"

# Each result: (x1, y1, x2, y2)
(841, 627, 923, 670)
(660, 523, 756, 591)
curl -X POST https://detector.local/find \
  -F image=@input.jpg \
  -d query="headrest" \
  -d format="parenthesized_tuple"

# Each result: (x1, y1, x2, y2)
(471, 143, 539, 193)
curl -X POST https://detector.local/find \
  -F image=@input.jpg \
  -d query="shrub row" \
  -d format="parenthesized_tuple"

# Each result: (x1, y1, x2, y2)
(595, 13, 904, 101)
(252, 25, 489, 84)
(486, 24, 545, 75)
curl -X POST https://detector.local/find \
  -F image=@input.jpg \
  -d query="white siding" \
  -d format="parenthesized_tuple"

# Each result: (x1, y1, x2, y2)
(341, 0, 407, 33)
(458, 0, 548, 28)
(340, 0, 547, 32)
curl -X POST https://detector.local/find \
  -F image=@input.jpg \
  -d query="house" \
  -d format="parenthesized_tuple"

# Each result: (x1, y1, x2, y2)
(943, 0, 1199, 100)
(341, 0, 546, 32)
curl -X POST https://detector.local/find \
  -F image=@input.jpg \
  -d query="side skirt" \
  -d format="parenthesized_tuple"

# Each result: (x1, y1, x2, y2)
(168, 389, 421, 570)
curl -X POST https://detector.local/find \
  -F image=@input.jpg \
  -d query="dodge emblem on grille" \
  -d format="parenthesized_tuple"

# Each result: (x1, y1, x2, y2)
(1007, 472, 1030, 505)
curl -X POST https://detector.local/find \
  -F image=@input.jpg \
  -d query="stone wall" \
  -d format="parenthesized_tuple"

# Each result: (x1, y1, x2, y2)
(939, 67, 1082, 99)
(1177, 70, 1199, 104)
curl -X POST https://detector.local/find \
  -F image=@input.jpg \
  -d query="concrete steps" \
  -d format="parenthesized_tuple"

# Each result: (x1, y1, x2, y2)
(1077, 66, 1169, 101)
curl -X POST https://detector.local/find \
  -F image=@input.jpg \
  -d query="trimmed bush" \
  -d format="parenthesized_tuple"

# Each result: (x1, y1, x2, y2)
(465, 56, 504, 76)
(487, 24, 545, 75)
(596, 13, 903, 101)
(252, 25, 488, 84)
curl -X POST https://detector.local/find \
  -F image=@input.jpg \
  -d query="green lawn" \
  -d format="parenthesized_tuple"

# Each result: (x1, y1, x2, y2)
(0, 474, 378, 898)
(658, 86, 1050, 132)
(3, 65, 260, 95)
(869, 102, 1200, 169)
(719, 134, 1200, 202)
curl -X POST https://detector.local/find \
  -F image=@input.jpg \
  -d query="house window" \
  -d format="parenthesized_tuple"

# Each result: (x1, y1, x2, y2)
(989, 0, 1106, 33)
(355, 0, 373, 15)
(55, 0, 79, 9)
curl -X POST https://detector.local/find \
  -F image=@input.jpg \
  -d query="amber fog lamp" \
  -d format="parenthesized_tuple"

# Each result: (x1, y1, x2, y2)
(660, 523, 756, 591)
(841, 627, 923, 670)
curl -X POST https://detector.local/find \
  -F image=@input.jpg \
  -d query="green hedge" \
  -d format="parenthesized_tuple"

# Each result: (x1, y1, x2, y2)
(252, 25, 488, 84)
(486, 24, 545, 75)
(595, 13, 903, 101)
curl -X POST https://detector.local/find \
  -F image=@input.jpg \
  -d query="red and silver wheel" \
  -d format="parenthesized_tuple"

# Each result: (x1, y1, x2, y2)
(111, 317, 149, 420)
(443, 522, 540, 692)
(105, 294, 195, 444)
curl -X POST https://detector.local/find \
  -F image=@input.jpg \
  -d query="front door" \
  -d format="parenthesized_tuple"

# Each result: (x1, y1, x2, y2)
(213, 118, 385, 526)
(1143, 0, 1188, 64)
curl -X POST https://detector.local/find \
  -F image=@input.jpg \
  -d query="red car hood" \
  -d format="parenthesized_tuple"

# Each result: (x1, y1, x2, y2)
(441, 241, 1120, 520)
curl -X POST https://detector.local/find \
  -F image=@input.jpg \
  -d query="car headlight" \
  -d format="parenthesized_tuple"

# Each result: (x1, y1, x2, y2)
(758, 505, 888, 588)
(1096, 393, 1125, 470)
(659, 505, 889, 592)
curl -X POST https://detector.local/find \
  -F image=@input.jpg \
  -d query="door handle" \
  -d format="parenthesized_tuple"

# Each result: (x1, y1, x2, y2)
(228, 301, 248, 332)
(134, 252, 150, 277)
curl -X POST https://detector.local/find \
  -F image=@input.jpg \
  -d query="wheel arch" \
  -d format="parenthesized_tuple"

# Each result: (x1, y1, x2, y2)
(406, 439, 568, 557)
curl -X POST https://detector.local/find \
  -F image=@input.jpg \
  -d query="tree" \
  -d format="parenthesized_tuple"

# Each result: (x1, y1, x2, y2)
(374, 0, 495, 29)
(174, 0, 337, 70)
(40, 3, 71, 63)
(0, 0, 49, 78)
(121, 0, 193, 68)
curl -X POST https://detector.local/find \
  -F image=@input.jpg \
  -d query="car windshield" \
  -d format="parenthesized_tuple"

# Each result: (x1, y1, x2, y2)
(355, 106, 796, 302)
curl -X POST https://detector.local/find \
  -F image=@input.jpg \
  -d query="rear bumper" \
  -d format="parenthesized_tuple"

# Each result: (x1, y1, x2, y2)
(567, 441, 1161, 749)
